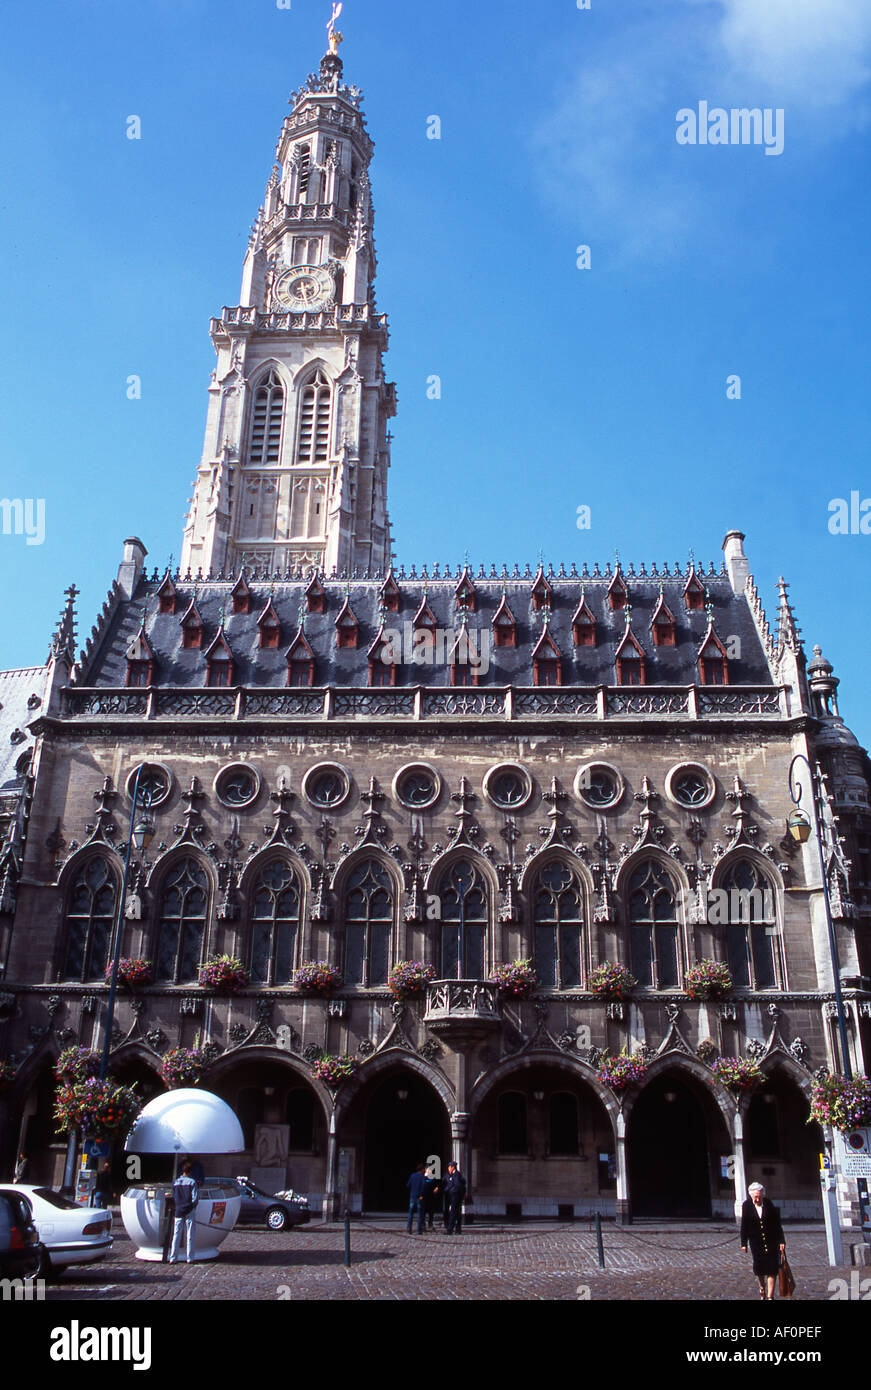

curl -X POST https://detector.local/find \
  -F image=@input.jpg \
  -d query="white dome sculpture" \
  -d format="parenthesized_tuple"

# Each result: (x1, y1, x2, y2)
(125, 1088, 245, 1154)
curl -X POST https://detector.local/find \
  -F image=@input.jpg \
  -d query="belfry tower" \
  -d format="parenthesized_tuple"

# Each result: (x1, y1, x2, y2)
(181, 26, 396, 578)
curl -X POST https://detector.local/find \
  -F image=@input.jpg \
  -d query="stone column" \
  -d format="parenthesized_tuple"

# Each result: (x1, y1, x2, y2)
(732, 1109, 748, 1219)
(323, 1110, 338, 1222)
(615, 1110, 630, 1224)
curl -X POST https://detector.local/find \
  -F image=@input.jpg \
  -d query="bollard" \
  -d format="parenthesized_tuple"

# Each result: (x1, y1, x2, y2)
(344, 1209, 351, 1268)
(594, 1211, 605, 1270)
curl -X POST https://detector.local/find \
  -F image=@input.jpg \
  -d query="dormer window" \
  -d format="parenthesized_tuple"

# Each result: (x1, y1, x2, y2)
(179, 600, 204, 650)
(532, 629, 562, 687)
(449, 627, 482, 687)
(305, 572, 326, 614)
(698, 629, 729, 685)
(615, 628, 646, 685)
(379, 572, 401, 614)
(257, 599, 281, 649)
(492, 595, 517, 649)
(651, 595, 676, 647)
(572, 596, 596, 647)
(204, 632, 235, 688)
(286, 630, 316, 688)
(335, 597, 359, 649)
(531, 569, 554, 613)
(231, 573, 252, 615)
(684, 570, 706, 611)
(125, 626, 155, 688)
(608, 573, 628, 611)
(156, 573, 178, 615)
(368, 630, 397, 687)
(455, 569, 477, 614)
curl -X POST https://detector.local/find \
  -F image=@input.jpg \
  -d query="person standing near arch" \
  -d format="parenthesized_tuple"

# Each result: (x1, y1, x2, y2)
(740, 1182, 785, 1299)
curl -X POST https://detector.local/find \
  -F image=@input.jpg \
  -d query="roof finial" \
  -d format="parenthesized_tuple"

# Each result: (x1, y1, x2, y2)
(327, 2, 344, 54)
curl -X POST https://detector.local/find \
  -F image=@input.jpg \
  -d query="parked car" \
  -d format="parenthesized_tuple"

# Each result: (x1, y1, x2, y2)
(0, 1185, 112, 1274)
(0, 1190, 43, 1282)
(228, 1176, 310, 1231)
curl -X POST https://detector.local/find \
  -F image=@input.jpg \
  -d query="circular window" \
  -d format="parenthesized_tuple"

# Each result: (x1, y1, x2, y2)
(215, 764, 260, 810)
(483, 763, 532, 811)
(665, 764, 715, 810)
(125, 762, 172, 808)
(394, 764, 441, 811)
(575, 763, 624, 811)
(302, 762, 351, 810)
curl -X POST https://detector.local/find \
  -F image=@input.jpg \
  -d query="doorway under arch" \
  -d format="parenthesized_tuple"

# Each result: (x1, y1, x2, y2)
(362, 1072, 450, 1212)
(628, 1072, 723, 1218)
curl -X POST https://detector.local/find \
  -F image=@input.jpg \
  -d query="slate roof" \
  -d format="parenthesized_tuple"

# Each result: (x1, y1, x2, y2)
(75, 567, 775, 689)
(0, 666, 51, 790)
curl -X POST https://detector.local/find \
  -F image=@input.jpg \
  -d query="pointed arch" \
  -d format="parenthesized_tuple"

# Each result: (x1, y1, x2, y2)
(426, 850, 494, 980)
(58, 851, 121, 983)
(522, 851, 593, 989)
(146, 849, 216, 985)
(293, 364, 333, 467)
(332, 1049, 456, 1127)
(247, 366, 286, 468)
(616, 851, 689, 991)
(240, 852, 307, 985)
(468, 1050, 620, 1133)
(330, 849, 402, 988)
(710, 851, 784, 991)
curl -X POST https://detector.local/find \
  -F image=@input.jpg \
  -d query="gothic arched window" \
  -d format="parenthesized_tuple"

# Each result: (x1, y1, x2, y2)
(62, 858, 117, 982)
(155, 858, 210, 983)
(628, 859, 680, 989)
(438, 858, 489, 979)
(295, 370, 332, 467)
(249, 370, 285, 467)
(344, 859, 394, 986)
(533, 861, 584, 989)
(250, 859, 301, 985)
(722, 858, 778, 990)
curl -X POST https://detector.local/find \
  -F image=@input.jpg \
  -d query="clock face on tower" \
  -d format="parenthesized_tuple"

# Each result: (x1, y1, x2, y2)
(274, 265, 335, 312)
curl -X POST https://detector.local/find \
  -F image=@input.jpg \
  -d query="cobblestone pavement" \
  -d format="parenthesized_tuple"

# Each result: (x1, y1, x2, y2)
(40, 1218, 867, 1302)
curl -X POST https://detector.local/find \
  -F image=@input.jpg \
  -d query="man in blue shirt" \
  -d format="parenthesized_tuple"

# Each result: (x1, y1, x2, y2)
(168, 1160, 200, 1263)
(406, 1162, 427, 1234)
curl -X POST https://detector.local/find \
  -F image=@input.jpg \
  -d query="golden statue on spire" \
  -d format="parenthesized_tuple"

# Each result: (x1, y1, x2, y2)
(327, 2, 344, 55)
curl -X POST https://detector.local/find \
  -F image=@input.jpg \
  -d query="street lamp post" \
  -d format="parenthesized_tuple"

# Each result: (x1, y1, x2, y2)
(787, 754, 851, 1078)
(787, 752, 868, 1251)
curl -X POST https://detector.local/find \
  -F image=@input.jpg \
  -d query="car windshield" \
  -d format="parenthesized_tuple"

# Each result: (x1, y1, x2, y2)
(245, 1183, 270, 1197)
(32, 1188, 82, 1210)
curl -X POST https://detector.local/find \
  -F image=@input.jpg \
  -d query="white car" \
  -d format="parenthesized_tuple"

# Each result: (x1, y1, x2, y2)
(0, 1186, 112, 1273)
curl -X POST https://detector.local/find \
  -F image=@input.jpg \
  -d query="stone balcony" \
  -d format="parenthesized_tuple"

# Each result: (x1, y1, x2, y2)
(424, 980, 502, 1037)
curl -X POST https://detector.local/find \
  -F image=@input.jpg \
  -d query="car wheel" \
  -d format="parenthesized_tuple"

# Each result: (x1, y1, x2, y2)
(266, 1206, 288, 1232)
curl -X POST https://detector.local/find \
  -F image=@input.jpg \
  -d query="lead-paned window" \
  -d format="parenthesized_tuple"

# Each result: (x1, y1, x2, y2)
(722, 858, 778, 989)
(533, 861, 584, 989)
(250, 860, 300, 985)
(156, 858, 209, 983)
(62, 858, 117, 982)
(438, 858, 488, 979)
(344, 859, 393, 986)
(628, 859, 679, 989)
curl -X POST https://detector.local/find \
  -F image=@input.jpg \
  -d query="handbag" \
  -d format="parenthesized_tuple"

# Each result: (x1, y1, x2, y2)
(778, 1253, 796, 1299)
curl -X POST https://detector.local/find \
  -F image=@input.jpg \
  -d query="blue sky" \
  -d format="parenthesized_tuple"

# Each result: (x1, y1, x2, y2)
(1, 0, 869, 741)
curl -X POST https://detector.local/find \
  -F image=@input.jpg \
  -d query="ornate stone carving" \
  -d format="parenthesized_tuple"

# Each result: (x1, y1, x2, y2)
(746, 1039, 765, 1060)
(789, 1037, 809, 1066)
(229, 1023, 249, 1045)
(696, 1038, 718, 1063)
(146, 1027, 167, 1052)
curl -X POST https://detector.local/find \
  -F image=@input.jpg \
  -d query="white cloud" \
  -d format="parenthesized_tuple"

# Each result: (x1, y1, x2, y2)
(530, 1, 871, 262)
(715, 0, 871, 108)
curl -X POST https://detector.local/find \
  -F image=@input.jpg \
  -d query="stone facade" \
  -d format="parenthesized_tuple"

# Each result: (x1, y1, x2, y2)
(1, 40, 870, 1227)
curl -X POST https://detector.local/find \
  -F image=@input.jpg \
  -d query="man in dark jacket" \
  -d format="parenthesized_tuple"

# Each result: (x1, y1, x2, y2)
(444, 1161, 467, 1235)
(740, 1182, 785, 1300)
(406, 1163, 427, 1234)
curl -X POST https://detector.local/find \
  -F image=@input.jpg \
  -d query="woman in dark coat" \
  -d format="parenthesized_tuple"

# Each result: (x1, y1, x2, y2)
(740, 1182, 786, 1300)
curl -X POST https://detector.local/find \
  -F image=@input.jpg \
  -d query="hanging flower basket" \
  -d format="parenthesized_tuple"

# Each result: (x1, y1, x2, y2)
(489, 960, 538, 999)
(53, 1078, 140, 1140)
(0, 1060, 16, 1094)
(310, 1053, 359, 1088)
(809, 1073, 871, 1133)
(293, 962, 343, 996)
(684, 961, 733, 1001)
(54, 1047, 101, 1085)
(107, 957, 153, 990)
(160, 1047, 209, 1090)
(588, 963, 637, 1000)
(388, 961, 436, 1000)
(711, 1056, 765, 1094)
(597, 1051, 648, 1092)
(197, 954, 249, 993)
